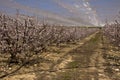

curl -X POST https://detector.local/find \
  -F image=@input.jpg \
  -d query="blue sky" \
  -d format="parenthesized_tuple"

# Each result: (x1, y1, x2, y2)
(0, 0, 120, 26)
(89, 0, 120, 22)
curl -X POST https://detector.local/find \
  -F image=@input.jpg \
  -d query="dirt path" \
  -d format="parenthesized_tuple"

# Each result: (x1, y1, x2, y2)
(2, 32, 113, 80)
(53, 32, 111, 80)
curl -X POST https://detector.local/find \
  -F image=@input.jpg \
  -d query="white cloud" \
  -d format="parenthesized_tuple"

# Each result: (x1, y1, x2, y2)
(74, 4, 80, 8)
(0, 0, 82, 25)
(87, 7, 92, 11)
(0, 0, 100, 26)
(82, 0, 99, 26)
(83, 3, 88, 7)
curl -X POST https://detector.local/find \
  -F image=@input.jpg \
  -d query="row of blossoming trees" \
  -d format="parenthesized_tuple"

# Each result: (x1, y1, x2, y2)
(103, 20, 120, 48)
(0, 13, 98, 64)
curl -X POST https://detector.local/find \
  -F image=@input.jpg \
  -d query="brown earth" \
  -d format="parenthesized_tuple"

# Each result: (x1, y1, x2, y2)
(1, 31, 120, 80)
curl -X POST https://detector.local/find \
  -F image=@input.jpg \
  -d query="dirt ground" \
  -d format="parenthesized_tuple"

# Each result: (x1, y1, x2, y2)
(0, 31, 120, 80)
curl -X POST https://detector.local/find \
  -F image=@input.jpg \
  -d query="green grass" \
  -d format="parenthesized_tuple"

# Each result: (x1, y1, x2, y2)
(68, 61, 80, 68)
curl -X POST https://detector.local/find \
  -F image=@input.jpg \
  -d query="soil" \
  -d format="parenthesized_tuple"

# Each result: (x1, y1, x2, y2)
(0, 31, 120, 80)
